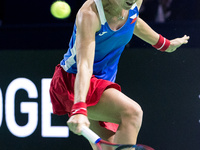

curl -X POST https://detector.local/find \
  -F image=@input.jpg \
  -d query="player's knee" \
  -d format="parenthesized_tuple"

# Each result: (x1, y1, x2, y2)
(130, 104, 143, 124)
(129, 107, 143, 131)
(124, 103, 143, 119)
(122, 103, 143, 129)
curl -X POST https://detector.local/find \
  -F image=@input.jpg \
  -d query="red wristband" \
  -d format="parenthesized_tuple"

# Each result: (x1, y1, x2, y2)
(70, 102, 87, 117)
(152, 34, 170, 52)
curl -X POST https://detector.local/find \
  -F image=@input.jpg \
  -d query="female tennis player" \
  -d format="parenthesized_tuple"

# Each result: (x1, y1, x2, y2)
(50, 0, 189, 149)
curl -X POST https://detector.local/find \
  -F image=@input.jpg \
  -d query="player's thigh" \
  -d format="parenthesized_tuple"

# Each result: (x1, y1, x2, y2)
(87, 88, 142, 124)
(88, 119, 115, 150)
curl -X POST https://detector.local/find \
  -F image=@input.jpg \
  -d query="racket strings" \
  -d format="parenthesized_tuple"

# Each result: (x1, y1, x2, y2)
(115, 144, 136, 150)
(99, 142, 136, 150)
(98, 143, 153, 150)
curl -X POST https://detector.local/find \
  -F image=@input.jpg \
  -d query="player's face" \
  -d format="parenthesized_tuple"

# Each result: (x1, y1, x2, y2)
(116, 0, 136, 10)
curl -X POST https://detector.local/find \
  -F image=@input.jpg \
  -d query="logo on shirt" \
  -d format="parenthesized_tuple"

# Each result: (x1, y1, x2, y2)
(99, 31, 107, 36)
(130, 14, 137, 24)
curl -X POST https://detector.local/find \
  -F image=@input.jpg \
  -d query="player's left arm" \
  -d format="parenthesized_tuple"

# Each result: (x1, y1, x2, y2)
(134, 0, 190, 53)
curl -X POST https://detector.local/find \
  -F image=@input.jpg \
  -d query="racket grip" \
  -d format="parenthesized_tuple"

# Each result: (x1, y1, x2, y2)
(81, 126, 101, 144)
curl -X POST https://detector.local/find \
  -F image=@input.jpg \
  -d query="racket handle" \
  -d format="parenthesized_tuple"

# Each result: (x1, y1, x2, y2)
(81, 126, 101, 144)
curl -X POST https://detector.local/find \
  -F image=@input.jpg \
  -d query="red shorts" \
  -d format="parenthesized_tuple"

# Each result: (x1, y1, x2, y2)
(49, 64, 121, 132)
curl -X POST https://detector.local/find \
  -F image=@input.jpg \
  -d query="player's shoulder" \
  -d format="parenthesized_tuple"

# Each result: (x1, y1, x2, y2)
(136, 0, 143, 10)
(76, 0, 101, 32)
(77, 0, 100, 24)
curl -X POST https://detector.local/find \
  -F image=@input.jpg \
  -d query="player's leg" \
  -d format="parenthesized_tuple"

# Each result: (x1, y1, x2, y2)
(87, 88, 143, 146)
(88, 120, 115, 150)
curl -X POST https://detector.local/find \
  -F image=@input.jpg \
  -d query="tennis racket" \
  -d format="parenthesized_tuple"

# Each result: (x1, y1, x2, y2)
(81, 126, 154, 150)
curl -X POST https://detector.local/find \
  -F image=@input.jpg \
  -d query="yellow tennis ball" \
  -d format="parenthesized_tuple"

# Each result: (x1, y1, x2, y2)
(50, 1, 71, 19)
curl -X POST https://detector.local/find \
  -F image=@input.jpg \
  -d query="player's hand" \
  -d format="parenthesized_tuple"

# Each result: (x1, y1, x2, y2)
(67, 114, 90, 135)
(165, 35, 190, 53)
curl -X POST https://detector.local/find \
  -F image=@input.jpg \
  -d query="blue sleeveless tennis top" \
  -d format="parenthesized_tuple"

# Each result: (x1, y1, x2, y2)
(60, 0, 139, 82)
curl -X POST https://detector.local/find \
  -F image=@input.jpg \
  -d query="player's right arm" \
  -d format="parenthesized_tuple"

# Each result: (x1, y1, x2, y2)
(67, 2, 100, 135)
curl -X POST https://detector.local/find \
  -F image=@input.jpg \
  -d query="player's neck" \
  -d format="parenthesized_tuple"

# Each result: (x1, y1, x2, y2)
(102, 0, 127, 21)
